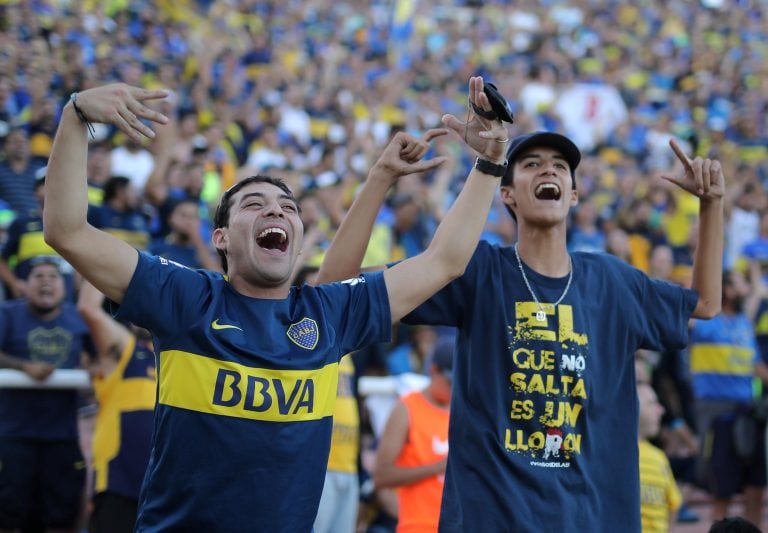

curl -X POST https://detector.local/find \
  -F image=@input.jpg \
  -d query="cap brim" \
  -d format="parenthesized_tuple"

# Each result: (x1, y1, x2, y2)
(507, 132, 581, 172)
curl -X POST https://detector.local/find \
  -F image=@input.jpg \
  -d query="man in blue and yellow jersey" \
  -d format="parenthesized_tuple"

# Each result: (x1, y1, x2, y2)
(0, 167, 77, 300)
(77, 280, 156, 533)
(87, 176, 150, 251)
(42, 78, 506, 530)
(689, 270, 767, 528)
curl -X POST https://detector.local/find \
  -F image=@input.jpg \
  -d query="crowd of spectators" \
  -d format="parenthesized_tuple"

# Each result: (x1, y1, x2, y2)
(1, 0, 768, 529)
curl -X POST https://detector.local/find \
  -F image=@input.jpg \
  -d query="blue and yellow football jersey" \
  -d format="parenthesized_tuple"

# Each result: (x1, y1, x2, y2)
(92, 334, 156, 500)
(114, 253, 391, 531)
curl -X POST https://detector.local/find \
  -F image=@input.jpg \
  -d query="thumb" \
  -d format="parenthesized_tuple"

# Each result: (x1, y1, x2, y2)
(659, 173, 685, 189)
(441, 114, 465, 136)
(406, 156, 448, 174)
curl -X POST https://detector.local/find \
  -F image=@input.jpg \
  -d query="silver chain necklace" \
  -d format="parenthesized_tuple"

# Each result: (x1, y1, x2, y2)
(514, 243, 573, 322)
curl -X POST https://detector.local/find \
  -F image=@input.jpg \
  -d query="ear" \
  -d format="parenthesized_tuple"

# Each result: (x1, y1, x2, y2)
(500, 185, 516, 207)
(212, 227, 227, 256)
(570, 188, 579, 208)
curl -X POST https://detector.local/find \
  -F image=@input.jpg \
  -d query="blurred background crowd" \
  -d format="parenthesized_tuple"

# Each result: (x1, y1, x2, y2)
(1, 0, 767, 531)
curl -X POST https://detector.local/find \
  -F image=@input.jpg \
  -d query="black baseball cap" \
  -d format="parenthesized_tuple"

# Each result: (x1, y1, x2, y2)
(503, 131, 581, 185)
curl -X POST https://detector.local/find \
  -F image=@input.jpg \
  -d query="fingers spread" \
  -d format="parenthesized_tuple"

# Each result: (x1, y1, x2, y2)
(136, 88, 170, 102)
(118, 107, 155, 140)
(136, 106, 169, 124)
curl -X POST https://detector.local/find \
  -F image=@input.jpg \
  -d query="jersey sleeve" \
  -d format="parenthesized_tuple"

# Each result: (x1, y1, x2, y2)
(314, 271, 392, 356)
(400, 243, 487, 327)
(629, 268, 698, 351)
(111, 252, 213, 337)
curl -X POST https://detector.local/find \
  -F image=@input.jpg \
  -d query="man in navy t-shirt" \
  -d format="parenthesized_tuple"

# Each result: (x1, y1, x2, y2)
(42, 78, 509, 531)
(0, 256, 94, 531)
(318, 129, 726, 531)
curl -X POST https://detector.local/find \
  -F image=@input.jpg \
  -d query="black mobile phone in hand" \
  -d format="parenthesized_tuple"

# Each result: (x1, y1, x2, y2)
(471, 82, 515, 124)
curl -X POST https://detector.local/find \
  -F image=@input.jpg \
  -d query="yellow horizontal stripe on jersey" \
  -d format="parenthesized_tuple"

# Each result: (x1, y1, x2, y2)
(105, 229, 149, 250)
(159, 350, 339, 422)
(18, 232, 58, 261)
(690, 344, 754, 374)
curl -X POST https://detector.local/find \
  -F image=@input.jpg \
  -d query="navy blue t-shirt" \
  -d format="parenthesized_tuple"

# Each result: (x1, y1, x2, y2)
(0, 300, 92, 440)
(404, 241, 697, 532)
(114, 253, 391, 532)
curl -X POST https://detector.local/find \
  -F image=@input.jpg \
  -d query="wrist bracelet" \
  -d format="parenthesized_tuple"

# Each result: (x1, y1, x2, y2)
(474, 156, 508, 177)
(70, 92, 96, 138)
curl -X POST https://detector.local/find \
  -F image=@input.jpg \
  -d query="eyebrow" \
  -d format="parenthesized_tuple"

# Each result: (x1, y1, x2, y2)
(238, 192, 298, 207)
(518, 152, 568, 163)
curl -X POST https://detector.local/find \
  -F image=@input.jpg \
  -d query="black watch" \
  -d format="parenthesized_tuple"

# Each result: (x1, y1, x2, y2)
(474, 157, 508, 177)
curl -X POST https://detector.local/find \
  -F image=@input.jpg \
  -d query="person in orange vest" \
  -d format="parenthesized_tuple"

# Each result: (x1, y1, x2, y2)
(373, 337, 453, 532)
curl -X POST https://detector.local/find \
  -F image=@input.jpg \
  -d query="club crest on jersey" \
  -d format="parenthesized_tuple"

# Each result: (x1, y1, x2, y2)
(287, 317, 319, 350)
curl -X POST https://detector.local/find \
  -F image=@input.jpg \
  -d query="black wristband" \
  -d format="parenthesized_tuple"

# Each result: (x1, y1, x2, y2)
(69, 92, 96, 138)
(474, 156, 508, 177)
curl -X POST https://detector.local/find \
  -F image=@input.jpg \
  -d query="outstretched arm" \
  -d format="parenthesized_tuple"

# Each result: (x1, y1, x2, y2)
(43, 84, 168, 303)
(661, 140, 725, 319)
(384, 76, 508, 322)
(315, 128, 449, 284)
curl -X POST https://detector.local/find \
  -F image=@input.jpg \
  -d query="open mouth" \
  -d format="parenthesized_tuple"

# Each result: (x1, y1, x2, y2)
(534, 183, 561, 201)
(256, 227, 288, 252)
(38, 286, 54, 297)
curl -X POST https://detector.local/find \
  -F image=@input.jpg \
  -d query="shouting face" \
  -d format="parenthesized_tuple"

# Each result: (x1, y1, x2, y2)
(500, 146, 578, 228)
(213, 181, 303, 294)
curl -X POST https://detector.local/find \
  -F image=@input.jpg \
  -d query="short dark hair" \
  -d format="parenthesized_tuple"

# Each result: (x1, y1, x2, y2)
(168, 196, 199, 215)
(212, 175, 298, 273)
(28, 255, 64, 276)
(103, 176, 131, 202)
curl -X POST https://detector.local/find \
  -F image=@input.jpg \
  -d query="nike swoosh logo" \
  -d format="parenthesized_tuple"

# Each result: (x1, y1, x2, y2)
(211, 319, 243, 331)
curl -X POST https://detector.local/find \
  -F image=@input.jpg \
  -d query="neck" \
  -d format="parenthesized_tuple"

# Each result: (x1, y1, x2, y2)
(515, 230, 570, 277)
(28, 303, 62, 320)
(227, 272, 291, 300)
(9, 157, 28, 171)
(424, 386, 449, 409)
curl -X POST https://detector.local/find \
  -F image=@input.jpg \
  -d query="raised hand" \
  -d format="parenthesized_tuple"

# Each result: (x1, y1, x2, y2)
(70, 83, 169, 143)
(660, 139, 725, 201)
(441, 76, 509, 163)
(371, 128, 449, 182)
